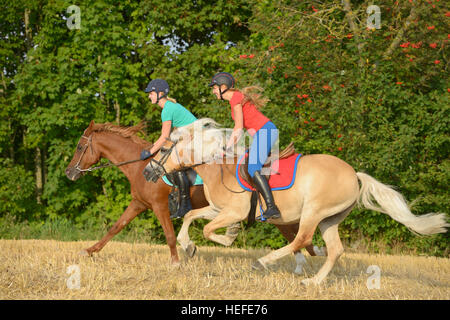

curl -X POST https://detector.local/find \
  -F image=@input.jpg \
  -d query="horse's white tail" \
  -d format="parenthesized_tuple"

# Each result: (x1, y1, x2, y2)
(356, 172, 449, 235)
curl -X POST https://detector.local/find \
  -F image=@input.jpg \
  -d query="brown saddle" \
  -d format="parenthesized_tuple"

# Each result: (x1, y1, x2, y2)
(239, 142, 296, 188)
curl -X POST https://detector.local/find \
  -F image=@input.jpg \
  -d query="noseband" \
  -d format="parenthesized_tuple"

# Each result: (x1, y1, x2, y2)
(73, 134, 93, 173)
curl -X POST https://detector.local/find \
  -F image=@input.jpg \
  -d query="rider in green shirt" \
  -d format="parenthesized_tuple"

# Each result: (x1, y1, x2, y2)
(142, 79, 197, 219)
(161, 100, 197, 128)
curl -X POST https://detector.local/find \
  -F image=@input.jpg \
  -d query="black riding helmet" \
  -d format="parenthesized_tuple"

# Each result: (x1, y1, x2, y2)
(208, 72, 235, 100)
(145, 79, 169, 103)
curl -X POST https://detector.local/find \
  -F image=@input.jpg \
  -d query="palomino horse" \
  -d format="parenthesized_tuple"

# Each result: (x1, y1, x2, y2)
(65, 120, 322, 270)
(144, 118, 449, 285)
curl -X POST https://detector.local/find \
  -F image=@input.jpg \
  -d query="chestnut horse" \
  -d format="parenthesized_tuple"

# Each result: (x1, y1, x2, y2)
(65, 120, 323, 269)
(144, 119, 449, 285)
(65, 120, 207, 265)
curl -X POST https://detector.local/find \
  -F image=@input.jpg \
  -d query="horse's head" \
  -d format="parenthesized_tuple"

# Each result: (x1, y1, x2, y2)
(65, 120, 102, 181)
(143, 118, 227, 182)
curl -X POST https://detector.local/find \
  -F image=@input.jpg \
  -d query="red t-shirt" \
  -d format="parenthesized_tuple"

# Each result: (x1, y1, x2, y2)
(229, 91, 269, 136)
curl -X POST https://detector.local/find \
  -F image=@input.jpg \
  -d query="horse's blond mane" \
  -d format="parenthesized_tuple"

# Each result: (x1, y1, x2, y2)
(170, 118, 240, 163)
(92, 122, 152, 147)
(169, 118, 288, 164)
(171, 118, 222, 140)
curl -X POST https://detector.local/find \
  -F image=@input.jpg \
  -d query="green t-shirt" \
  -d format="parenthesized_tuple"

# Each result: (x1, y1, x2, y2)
(161, 100, 197, 128)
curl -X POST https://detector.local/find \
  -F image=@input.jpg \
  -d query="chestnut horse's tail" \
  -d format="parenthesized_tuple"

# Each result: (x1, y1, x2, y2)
(356, 172, 449, 235)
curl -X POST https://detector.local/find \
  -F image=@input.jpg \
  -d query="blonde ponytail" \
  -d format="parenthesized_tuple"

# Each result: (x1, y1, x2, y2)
(166, 96, 177, 103)
(240, 86, 269, 109)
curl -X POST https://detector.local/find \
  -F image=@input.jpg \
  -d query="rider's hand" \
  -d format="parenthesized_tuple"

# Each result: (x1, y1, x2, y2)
(220, 146, 233, 159)
(140, 149, 153, 161)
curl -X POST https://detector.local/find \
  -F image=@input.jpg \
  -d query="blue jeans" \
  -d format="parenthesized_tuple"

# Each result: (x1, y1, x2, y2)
(248, 121, 279, 177)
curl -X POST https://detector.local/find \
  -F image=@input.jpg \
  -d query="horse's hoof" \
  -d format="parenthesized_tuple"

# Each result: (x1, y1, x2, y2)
(294, 265, 304, 275)
(301, 278, 318, 286)
(170, 261, 181, 268)
(186, 243, 197, 258)
(313, 246, 327, 256)
(251, 260, 267, 271)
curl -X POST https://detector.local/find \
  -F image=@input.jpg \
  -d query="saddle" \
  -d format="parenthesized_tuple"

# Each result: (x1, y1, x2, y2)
(238, 142, 296, 189)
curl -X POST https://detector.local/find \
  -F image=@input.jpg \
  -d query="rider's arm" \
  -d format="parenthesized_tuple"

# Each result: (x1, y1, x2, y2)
(150, 120, 172, 155)
(226, 103, 244, 149)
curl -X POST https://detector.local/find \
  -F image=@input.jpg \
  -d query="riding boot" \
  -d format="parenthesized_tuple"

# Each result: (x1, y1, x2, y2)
(253, 170, 281, 220)
(171, 170, 193, 219)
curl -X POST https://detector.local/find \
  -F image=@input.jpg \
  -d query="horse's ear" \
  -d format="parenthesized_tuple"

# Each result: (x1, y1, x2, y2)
(84, 120, 96, 135)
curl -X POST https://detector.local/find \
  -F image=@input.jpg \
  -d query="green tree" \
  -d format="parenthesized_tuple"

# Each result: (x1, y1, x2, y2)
(3, 0, 253, 234)
(225, 0, 449, 254)
(0, 0, 447, 256)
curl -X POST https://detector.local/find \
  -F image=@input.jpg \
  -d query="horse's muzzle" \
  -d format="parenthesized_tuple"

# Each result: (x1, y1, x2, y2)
(143, 162, 163, 183)
(65, 166, 83, 181)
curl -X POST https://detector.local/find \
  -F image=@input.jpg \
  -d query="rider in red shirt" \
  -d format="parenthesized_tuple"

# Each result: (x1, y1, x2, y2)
(229, 90, 270, 136)
(209, 72, 281, 220)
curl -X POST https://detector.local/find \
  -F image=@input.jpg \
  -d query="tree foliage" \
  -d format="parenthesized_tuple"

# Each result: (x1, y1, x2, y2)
(0, 0, 448, 256)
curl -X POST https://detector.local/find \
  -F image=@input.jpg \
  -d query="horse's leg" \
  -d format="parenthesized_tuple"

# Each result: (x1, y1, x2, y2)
(152, 202, 181, 265)
(177, 206, 219, 257)
(296, 225, 327, 257)
(307, 245, 327, 256)
(274, 224, 327, 274)
(274, 224, 308, 274)
(277, 222, 326, 256)
(301, 204, 354, 285)
(225, 222, 241, 243)
(202, 210, 248, 247)
(274, 224, 297, 243)
(81, 199, 147, 256)
(254, 208, 321, 271)
(301, 222, 343, 286)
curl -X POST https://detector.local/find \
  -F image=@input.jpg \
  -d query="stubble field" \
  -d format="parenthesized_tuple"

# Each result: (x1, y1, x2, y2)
(0, 239, 448, 300)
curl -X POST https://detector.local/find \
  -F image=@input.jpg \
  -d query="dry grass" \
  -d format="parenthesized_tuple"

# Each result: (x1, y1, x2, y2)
(0, 239, 448, 300)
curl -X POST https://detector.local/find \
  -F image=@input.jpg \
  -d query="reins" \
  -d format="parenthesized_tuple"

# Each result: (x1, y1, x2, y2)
(76, 158, 144, 172)
(220, 165, 246, 194)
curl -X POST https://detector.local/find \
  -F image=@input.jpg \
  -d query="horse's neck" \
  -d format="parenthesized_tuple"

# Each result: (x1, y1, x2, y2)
(95, 132, 143, 177)
(193, 162, 237, 190)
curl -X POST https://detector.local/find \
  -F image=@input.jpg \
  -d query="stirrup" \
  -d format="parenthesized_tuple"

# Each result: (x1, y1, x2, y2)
(256, 206, 281, 221)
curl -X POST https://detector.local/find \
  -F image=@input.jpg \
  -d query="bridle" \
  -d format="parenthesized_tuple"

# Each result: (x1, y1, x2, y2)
(147, 138, 180, 177)
(73, 134, 94, 172)
(73, 132, 145, 173)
